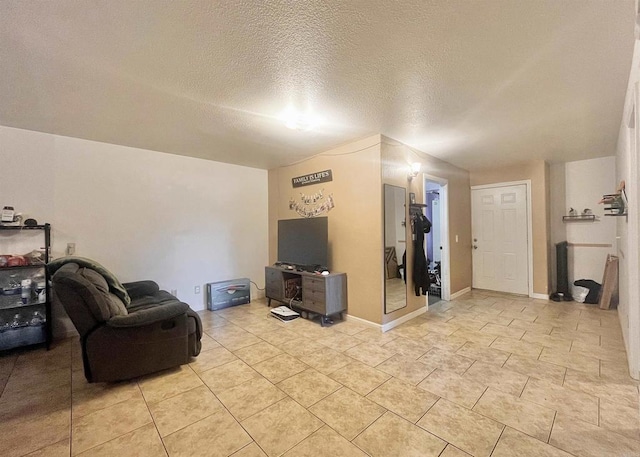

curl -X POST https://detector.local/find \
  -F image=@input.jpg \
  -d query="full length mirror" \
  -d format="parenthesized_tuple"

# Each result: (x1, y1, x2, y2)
(384, 184, 407, 313)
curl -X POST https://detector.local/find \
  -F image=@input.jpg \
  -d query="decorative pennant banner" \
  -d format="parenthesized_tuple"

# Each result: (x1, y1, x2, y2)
(292, 170, 333, 188)
(289, 189, 335, 218)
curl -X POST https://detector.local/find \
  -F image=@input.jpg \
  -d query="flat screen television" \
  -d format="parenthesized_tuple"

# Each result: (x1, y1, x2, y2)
(277, 217, 328, 268)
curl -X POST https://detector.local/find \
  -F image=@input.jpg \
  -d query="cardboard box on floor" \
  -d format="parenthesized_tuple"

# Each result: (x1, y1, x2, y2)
(598, 254, 619, 310)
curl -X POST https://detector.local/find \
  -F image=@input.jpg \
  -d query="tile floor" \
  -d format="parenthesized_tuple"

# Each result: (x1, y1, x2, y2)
(1, 289, 639, 457)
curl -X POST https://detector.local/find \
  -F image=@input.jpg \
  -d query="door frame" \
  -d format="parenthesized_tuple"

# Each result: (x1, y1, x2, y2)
(626, 82, 640, 378)
(421, 173, 450, 303)
(471, 180, 534, 298)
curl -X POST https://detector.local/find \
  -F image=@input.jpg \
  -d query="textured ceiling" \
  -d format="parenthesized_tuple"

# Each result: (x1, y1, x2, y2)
(0, 1, 635, 170)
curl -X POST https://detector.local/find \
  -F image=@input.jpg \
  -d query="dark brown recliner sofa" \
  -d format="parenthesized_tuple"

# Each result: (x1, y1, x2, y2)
(49, 257, 202, 382)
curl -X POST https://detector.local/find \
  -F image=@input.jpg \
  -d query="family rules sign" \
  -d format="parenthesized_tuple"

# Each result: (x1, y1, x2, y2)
(292, 170, 333, 188)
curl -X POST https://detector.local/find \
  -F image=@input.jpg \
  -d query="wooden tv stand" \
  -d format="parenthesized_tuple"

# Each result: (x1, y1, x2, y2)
(265, 266, 347, 324)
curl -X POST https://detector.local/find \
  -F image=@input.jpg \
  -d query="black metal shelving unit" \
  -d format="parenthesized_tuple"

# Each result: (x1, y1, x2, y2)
(0, 224, 51, 351)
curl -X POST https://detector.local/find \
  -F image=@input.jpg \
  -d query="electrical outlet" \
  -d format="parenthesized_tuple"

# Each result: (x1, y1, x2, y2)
(455, 235, 459, 243)
(66, 243, 76, 255)
(194, 286, 200, 294)
(170, 289, 178, 297)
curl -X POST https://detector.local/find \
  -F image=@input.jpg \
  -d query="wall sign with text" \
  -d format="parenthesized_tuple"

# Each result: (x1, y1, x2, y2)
(292, 170, 333, 188)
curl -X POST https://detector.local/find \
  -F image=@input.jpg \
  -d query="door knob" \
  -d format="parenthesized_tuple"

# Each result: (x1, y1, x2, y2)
(473, 245, 478, 249)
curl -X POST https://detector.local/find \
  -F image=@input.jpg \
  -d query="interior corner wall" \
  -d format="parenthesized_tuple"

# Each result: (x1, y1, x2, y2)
(470, 161, 550, 296)
(268, 135, 384, 324)
(549, 163, 567, 292)
(564, 157, 617, 286)
(380, 138, 472, 325)
(545, 162, 552, 293)
(0, 125, 269, 337)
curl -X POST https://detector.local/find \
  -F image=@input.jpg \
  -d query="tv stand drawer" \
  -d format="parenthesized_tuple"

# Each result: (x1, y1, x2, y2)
(303, 288, 325, 303)
(302, 276, 325, 292)
(301, 298, 325, 314)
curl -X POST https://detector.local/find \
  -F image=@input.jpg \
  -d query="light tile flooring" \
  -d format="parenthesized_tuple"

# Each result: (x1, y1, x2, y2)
(1, 290, 639, 457)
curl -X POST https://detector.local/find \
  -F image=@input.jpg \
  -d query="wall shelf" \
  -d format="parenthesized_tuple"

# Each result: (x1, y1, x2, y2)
(409, 203, 427, 216)
(0, 224, 49, 230)
(600, 188, 627, 217)
(562, 215, 597, 222)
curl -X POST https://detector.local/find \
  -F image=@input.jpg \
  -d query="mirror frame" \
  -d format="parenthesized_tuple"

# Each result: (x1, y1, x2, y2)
(383, 184, 408, 314)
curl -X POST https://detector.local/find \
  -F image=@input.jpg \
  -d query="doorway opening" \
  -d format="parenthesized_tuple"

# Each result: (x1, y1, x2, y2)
(423, 176, 450, 306)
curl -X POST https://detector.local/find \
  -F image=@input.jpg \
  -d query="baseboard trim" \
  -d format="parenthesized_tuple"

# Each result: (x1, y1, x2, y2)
(344, 314, 381, 330)
(450, 287, 471, 300)
(629, 356, 640, 381)
(381, 307, 427, 333)
(346, 308, 429, 333)
(531, 293, 550, 300)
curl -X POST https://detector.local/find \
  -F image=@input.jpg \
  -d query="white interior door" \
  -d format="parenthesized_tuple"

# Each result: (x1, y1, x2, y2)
(472, 184, 529, 295)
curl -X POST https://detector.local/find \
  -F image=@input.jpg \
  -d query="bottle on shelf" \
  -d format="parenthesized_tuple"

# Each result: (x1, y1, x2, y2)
(21, 279, 32, 304)
(35, 280, 46, 303)
(5, 274, 20, 295)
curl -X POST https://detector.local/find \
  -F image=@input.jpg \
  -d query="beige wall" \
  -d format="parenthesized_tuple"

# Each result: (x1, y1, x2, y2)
(380, 141, 415, 324)
(470, 161, 550, 296)
(381, 139, 472, 324)
(269, 135, 472, 326)
(268, 135, 384, 324)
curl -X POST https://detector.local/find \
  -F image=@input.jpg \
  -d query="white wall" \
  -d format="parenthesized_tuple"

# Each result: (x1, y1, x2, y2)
(431, 197, 442, 264)
(614, 20, 640, 379)
(617, 114, 633, 366)
(0, 126, 269, 337)
(549, 162, 567, 292)
(564, 157, 617, 286)
(425, 181, 442, 266)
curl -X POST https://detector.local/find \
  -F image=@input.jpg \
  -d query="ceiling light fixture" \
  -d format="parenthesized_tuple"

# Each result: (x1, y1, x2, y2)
(280, 107, 322, 131)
